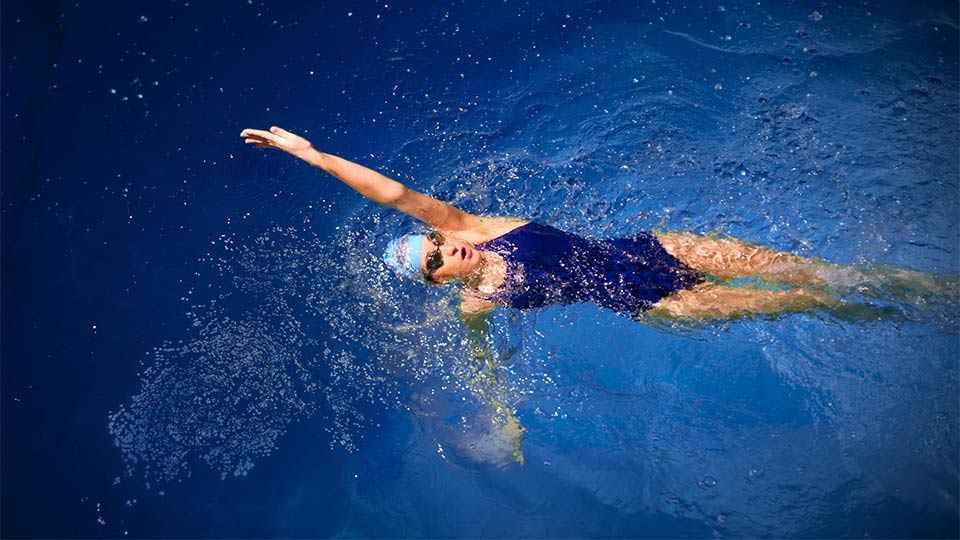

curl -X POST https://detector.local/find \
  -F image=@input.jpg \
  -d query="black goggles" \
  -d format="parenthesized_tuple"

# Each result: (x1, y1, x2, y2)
(423, 231, 445, 280)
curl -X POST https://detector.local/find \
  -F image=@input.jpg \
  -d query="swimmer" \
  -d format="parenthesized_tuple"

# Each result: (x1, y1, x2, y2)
(240, 126, 913, 320)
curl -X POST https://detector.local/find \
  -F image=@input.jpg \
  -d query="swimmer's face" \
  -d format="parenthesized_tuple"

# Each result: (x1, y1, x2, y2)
(420, 232, 481, 284)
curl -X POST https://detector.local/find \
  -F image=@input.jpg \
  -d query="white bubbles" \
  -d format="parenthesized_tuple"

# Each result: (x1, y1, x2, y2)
(108, 304, 318, 481)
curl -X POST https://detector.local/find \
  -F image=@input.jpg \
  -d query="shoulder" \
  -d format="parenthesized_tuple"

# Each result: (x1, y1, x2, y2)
(453, 216, 529, 244)
(459, 290, 497, 316)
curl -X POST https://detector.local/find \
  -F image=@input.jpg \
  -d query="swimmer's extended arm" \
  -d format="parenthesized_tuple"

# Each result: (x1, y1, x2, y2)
(241, 126, 482, 233)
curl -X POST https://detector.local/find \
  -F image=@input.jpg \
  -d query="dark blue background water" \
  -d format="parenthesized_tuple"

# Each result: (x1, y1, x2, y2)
(3, 0, 958, 537)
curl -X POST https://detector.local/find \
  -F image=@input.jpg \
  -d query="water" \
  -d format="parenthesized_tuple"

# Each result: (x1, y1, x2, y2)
(2, 0, 958, 537)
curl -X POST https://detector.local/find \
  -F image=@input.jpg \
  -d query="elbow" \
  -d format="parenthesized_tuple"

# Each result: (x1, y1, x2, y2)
(384, 185, 410, 207)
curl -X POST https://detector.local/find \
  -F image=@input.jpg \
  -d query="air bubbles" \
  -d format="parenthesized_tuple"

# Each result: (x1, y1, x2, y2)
(698, 476, 718, 488)
(95, 501, 106, 526)
(808, 11, 823, 22)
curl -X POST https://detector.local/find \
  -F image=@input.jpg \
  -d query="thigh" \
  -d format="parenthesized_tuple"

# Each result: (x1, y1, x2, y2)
(648, 283, 834, 319)
(655, 232, 823, 283)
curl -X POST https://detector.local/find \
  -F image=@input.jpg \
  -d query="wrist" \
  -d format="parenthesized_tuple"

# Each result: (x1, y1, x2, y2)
(301, 148, 326, 168)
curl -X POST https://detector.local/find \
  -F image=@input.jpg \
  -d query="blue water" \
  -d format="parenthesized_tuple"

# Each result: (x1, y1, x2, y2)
(2, 0, 958, 537)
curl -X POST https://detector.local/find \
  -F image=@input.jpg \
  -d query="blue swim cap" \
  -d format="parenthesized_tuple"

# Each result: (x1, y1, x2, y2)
(383, 234, 424, 279)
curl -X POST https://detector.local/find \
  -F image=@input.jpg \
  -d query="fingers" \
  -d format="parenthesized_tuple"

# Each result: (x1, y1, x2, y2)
(240, 128, 275, 140)
(240, 126, 296, 150)
(242, 127, 290, 139)
(244, 140, 274, 149)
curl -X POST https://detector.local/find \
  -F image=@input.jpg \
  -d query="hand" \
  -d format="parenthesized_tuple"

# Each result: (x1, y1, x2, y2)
(240, 126, 314, 160)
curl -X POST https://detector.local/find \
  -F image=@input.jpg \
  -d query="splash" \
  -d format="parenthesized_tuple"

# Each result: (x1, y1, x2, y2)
(108, 301, 316, 481)
(109, 221, 543, 482)
(108, 225, 398, 481)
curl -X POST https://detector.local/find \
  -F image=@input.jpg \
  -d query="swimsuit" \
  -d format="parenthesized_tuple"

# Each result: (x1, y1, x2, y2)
(475, 223, 703, 315)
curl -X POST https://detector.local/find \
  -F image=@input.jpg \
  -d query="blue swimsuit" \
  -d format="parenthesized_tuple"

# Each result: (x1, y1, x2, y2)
(475, 223, 703, 315)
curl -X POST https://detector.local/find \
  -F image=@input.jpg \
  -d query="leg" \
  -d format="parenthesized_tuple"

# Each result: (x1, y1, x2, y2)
(648, 283, 837, 320)
(654, 232, 862, 286)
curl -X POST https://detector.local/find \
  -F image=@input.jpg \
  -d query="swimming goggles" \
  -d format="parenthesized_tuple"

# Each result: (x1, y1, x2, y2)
(423, 231, 445, 280)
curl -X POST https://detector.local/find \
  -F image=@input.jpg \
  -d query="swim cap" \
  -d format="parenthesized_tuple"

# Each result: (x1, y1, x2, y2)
(383, 234, 424, 279)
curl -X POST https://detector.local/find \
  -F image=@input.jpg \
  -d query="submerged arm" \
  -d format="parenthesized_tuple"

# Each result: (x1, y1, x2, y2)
(460, 291, 497, 319)
(241, 126, 477, 232)
(458, 307, 525, 465)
